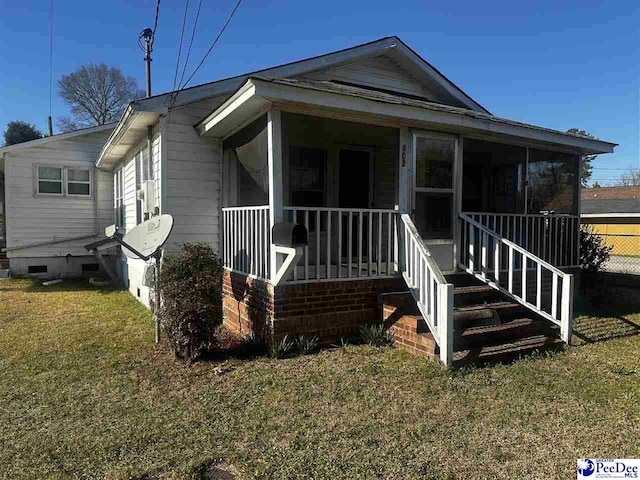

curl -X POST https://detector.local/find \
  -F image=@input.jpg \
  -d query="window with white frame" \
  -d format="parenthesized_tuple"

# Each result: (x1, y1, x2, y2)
(37, 166, 64, 195)
(36, 166, 92, 197)
(67, 168, 91, 196)
(114, 168, 124, 227)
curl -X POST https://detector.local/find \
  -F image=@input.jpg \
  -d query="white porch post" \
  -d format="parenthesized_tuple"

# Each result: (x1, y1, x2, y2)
(398, 127, 411, 214)
(560, 273, 575, 345)
(454, 134, 464, 270)
(268, 109, 283, 282)
(397, 127, 411, 271)
(438, 283, 454, 367)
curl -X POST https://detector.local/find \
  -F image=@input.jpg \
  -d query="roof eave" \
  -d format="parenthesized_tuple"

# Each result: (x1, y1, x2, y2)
(199, 77, 616, 154)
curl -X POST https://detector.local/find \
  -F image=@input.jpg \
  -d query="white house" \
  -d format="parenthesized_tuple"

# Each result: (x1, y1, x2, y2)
(0, 124, 115, 278)
(3, 37, 618, 366)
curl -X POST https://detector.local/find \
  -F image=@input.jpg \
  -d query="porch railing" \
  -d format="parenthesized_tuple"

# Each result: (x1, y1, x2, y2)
(463, 212, 580, 267)
(222, 206, 271, 279)
(400, 213, 454, 366)
(459, 212, 574, 344)
(282, 207, 399, 282)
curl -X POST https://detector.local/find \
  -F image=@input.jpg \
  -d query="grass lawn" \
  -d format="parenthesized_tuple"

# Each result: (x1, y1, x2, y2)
(0, 278, 638, 479)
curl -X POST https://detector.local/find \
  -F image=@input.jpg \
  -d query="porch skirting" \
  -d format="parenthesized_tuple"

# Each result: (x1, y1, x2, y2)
(222, 270, 401, 343)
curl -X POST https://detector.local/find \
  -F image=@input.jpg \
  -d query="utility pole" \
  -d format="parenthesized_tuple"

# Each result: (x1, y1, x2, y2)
(139, 28, 154, 97)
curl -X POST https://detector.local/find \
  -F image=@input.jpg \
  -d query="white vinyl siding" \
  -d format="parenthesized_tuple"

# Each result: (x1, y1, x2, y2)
(111, 128, 162, 308)
(3, 129, 113, 258)
(302, 56, 438, 101)
(163, 96, 224, 252)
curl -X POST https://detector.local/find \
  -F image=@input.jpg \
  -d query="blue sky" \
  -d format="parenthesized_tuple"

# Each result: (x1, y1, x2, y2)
(0, 0, 637, 185)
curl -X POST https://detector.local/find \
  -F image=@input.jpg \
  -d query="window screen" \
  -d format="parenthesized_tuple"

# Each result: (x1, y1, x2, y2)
(67, 169, 91, 196)
(37, 167, 63, 194)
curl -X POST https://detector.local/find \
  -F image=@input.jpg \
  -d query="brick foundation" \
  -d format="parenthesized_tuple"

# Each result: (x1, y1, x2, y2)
(382, 293, 438, 361)
(222, 270, 400, 343)
(222, 271, 274, 337)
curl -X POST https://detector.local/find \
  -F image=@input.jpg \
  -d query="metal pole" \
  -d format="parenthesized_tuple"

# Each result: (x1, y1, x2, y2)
(154, 252, 161, 344)
(144, 40, 152, 97)
(47, 116, 53, 136)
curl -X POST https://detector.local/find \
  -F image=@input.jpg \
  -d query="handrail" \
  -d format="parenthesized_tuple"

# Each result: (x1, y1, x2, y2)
(284, 206, 398, 214)
(399, 213, 454, 366)
(282, 206, 399, 282)
(459, 212, 574, 345)
(464, 211, 578, 218)
(460, 213, 565, 276)
(400, 214, 448, 284)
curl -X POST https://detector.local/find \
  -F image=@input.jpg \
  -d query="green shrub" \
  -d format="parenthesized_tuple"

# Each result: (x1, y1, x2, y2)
(580, 224, 613, 274)
(158, 243, 224, 362)
(358, 323, 391, 347)
(294, 335, 319, 355)
(238, 333, 266, 357)
(268, 335, 294, 359)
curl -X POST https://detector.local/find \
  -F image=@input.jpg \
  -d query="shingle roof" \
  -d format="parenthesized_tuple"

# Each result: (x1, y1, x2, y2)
(581, 186, 640, 214)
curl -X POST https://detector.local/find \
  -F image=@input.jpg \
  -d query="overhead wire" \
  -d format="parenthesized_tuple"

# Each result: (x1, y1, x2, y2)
(177, 0, 203, 90)
(179, 0, 243, 90)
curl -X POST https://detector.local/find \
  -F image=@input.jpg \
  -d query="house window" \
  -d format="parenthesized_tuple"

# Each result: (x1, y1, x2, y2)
(289, 146, 326, 206)
(114, 168, 124, 227)
(136, 149, 152, 224)
(67, 169, 91, 196)
(37, 166, 63, 195)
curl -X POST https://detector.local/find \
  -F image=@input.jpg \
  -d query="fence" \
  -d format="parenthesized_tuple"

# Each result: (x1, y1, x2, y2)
(599, 233, 640, 275)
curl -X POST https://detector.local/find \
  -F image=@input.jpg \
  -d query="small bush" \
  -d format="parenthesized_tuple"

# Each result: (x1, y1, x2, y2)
(268, 335, 294, 359)
(158, 243, 224, 362)
(358, 323, 391, 347)
(238, 333, 266, 357)
(580, 224, 613, 274)
(294, 335, 319, 355)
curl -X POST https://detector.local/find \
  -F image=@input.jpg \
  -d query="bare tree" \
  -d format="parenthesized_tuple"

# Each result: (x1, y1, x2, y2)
(617, 168, 640, 186)
(57, 64, 145, 132)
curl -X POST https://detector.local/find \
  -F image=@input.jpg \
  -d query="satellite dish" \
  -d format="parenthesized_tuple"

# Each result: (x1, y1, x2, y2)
(121, 214, 174, 260)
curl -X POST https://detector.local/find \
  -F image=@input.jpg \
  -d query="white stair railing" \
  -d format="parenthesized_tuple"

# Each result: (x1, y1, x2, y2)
(459, 212, 574, 344)
(400, 214, 454, 366)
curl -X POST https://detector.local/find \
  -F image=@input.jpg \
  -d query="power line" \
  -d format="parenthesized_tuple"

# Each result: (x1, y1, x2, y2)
(152, 0, 161, 38)
(48, 0, 54, 135)
(172, 0, 191, 94)
(177, 0, 203, 90)
(180, 0, 243, 90)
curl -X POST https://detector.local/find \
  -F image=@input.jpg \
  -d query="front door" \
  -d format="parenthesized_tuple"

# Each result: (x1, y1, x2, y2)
(412, 132, 457, 272)
(339, 149, 373, 263)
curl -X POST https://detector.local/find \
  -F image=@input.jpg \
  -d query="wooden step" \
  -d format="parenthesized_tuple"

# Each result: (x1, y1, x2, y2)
(453, 334, 564, 367)
(456, 317, 544, 350)
(454, 301, 525, 326)
(453, 284, 501, 307)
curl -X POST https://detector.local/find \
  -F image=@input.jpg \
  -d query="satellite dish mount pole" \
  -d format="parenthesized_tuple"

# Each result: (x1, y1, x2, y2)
(153, 250, 162, 344)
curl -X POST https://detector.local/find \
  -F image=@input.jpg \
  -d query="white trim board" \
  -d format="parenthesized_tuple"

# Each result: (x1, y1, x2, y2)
(198, 77, 616, 155)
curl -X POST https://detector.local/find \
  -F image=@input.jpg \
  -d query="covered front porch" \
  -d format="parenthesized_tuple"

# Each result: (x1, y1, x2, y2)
(199, 76, 614, 365)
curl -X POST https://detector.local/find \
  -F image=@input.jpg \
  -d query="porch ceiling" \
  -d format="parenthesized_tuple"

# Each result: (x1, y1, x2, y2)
(197, 77, 616, 155)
